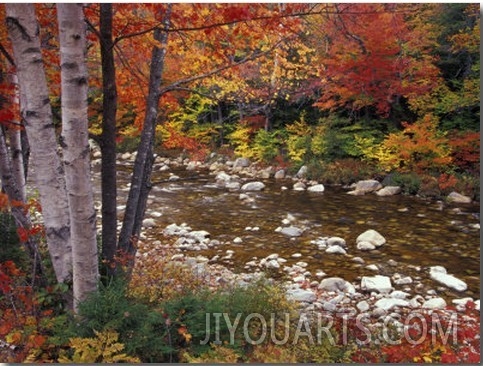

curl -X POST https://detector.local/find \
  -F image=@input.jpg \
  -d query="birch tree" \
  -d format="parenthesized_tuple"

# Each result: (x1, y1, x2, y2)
(57, 3, 99, 308)
(6, 3, 72, 283)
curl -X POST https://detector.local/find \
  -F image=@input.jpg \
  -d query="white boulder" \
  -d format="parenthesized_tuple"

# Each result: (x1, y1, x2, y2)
(361, 275, 392, 293)
(429, 266, 467, 292)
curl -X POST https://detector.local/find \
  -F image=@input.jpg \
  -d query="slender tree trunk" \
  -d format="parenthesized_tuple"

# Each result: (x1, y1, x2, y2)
(57, 3, 99, 310)
(7, 128, 25, 201)
(6, 3, 72, 283)
(117, 5, 172, 275)
(6, 74, 26, 202)
(0, 126, 40, 266)
(99, 3, 118, 278)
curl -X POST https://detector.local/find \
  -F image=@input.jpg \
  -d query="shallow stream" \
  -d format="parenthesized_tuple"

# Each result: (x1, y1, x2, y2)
(101, 162, 480, 298)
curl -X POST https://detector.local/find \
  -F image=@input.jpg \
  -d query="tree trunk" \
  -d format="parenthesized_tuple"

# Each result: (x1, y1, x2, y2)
(0, 126, 41, 270)
(6, 3, 72, 283)
(6, 74, 27, 202)
(117, 5, 172, 276)
(57, 3, 99, 310)
(7, 128, 26, 202)
(99, 3, 118, 278)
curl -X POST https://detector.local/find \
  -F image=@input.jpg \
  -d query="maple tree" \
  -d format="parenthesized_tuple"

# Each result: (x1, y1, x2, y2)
(314, 3, 441, 118)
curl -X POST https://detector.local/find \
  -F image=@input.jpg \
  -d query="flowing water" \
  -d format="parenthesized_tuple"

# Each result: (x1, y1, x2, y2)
(102, 162, 480, 299)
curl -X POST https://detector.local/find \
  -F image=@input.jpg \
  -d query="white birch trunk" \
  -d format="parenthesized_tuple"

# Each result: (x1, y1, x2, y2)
(6, 3, 72, 283)
(7, 74, 26, 202)
(57, 3, 99, 309)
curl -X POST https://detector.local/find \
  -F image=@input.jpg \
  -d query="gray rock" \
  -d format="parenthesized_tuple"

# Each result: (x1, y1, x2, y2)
(186, 161, 198, 170)
(327, 236, 346, 247)
(390, 290, 410, 299)
(447, 191, 472, 203)
(321, 301, 337, 312)
(266, 253, 279, 260)
(241, 181, 265, 191)
(394, 276, 413, 285)
(376, 186, 402, 196)
(361, 275, 392, 293)
(307, 184, 325, 193)
(233, 157, 251, 168)
(318, 277, 355, 294)
(274, 169, 286, 179)
(279, 226, 303, 237)
(188, 230, 210, 243)
(296, 165, 308, 178)
(293, 182, 306, 191)
(356, 300, 370, 312)
(225, 182, 241, 190)
(266, 259, 280, 269)
(422, 298, 447, 310)
(356, 241, 376, 251)
(142, 218, 156, 228)
(325, 246, 347, 255)
(374, 298, 409, 311)
(429, 266, 467, 291)
(258, 169, 271, 179)
(215, 171, 232, 182)
(286, 288, 317, 303)
(355, 179, 382, 193)
(356, 229, 386, 248)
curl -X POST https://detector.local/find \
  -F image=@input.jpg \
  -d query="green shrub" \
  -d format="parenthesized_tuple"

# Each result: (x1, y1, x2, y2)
(51, 279, 172, 362)
(252, 129, 283, 162)
(162, 278, 298, 358)
(383, 172, 421, 195)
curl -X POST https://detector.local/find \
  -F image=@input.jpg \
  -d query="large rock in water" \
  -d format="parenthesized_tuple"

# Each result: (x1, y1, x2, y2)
(376, 186, 401, 196)
(279, 226, 303, 237)
(241, 181, 265, 191)
(447, 191, 472, 203)
(307, 184, 325, 193)
(348, 179, 382, 195)
(356, 229, 386, 248)
(429, 266, 467, 291)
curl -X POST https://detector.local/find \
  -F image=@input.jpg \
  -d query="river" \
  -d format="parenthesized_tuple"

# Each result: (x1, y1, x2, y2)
(94, 157, 480, 299)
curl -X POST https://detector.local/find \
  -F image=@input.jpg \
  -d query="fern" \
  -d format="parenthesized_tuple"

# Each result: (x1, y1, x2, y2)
(58, 330, 140, 363)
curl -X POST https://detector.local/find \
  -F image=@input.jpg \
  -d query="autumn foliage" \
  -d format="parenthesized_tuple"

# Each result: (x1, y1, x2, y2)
(0, 2, 479, 363)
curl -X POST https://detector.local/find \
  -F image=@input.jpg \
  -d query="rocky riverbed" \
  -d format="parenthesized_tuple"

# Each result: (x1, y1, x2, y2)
(90, 149, 481, 322)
